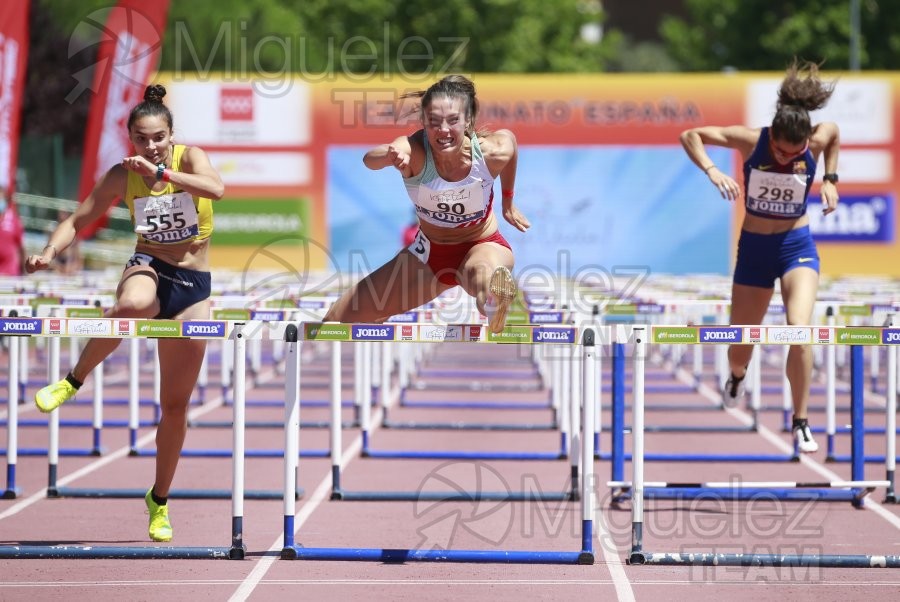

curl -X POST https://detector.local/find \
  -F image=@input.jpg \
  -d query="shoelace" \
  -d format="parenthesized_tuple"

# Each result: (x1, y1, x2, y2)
(794, 420, 812, 442)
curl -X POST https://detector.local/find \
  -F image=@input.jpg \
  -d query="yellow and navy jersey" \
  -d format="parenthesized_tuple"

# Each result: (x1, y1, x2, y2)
(123, 144, 214, 245)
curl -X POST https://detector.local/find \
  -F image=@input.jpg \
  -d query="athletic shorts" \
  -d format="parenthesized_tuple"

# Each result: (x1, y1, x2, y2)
(406, 230, 512, 286)
(733, 226, 819, 289)
(125, 253, 212, 318)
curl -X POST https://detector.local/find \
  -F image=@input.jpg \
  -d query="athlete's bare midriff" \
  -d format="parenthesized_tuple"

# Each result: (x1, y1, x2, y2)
(741, 212, 810, 235)
(135, 236, 210, 270)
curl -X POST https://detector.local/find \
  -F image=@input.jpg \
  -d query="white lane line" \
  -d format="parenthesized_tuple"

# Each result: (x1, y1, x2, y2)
(228, 382, 398, 602)
(594, 503, 636, 602)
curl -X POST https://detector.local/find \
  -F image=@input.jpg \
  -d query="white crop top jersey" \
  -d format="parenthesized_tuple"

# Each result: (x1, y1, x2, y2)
(403, 133, 495, 228)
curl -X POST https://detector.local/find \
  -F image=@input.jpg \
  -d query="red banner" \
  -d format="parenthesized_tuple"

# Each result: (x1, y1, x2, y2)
(76, 0, 170, 239)
(0, 0, 30, 196)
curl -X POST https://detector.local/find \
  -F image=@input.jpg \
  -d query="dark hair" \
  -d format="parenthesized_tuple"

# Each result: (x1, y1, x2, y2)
(403, 75, 479, 135)
(771, 59, 836, 144)
(127, 84, 174, 131)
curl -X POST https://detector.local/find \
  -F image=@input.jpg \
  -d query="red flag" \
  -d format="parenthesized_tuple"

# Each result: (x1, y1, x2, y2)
(0, 0, 30, 197)
(75, 0, 170, 240)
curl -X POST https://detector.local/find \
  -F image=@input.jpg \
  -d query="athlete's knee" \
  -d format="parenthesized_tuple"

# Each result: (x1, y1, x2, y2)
(113, 295, 158, 318)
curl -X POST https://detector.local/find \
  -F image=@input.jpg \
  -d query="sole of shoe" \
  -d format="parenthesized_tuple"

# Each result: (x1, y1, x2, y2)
(488, 266, 517, 334)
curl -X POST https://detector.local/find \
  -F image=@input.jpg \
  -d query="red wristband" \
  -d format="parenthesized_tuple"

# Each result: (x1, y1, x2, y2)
(502, 189, 514, 199)
(161, 168, 171, 182)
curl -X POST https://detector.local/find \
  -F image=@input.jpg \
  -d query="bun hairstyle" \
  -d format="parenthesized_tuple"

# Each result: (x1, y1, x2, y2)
(771, 59, 836, 144)
(127, 84, 174, 131)
(403, 75, 479, 136)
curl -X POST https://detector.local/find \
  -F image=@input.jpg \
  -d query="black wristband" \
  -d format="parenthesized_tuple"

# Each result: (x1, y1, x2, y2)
(823, 173, 839, 184)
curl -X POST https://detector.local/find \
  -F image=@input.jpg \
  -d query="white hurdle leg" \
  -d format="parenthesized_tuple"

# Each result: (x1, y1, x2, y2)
(330, 340, 343, 494)
(5, 335, 19, 496)
(282, 325, 301, 548)
(91, 360, 103, 455)
(231, 324, 247, 555)
(128, 338, 140, 451)
(826, 311, 837, 457)
(630, 325, 646, 558)
(580, 326, 597, 559)
(47, 333, 61, 494)
(886, 314, 897, 502)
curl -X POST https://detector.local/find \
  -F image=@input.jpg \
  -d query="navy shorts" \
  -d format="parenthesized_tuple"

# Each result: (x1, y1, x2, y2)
(733, 226, 819, 289)
(126, 253, 212, 318)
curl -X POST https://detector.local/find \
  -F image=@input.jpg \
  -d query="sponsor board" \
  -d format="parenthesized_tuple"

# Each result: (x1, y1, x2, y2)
(418, 324, 460, 342)
(606, 304, 637, 315)
(48, 319, 63, 335)
(136, 320, 182, 338)
(808, 194, 895, 242)
(61, 298, 89, 306)
(816, 328, 832, 344)
(699, 327, 743, 343)
(65, 307, 104, 318)
(882, 329, 900, 344)
(399, 324, 416, 341)
(529, 311, 565, 324)
(747, 327, 763, 343)
(264, 299, 296, 309)
(182, 321, 228, 338)
(487, 326, 533, 344)
(838, 305, 871, 317)
(466, 325, 483, 342)
(766, 305, 786, 314)
(297, 299, 328, 309)
(117, 320, 133, 337)
(835, 327, 881, 345)
(212, 309, 252, 320)
(67, 319, 112, 337)
(250, 310, 285, 322)
(304, 323, 350, 341)
(351, 325, 396, 341)
(652, 326, 699, 344)
(0, 318, 43, 335)
(387, 312, 418, 323)
(636, 303, 665, 314)
(766, 327, 811, 344)
(532, 327, 577, 344)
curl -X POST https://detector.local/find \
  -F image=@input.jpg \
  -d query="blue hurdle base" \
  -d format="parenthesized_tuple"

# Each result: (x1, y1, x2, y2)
(0, 545, 241, 559)
(596, 452, 797, 463)
(630, 551, 900, 568)
(382, 419, 557, 431)
(51, 486, 304, 500)
(130, 448, 329, 458)
(331, 489, 575, 502)
(362, 449, 565, 461)
(281, 546, 593, 564)
(613, 487, 865, 503)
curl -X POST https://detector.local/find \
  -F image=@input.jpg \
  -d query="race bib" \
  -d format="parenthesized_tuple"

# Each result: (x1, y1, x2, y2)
(415, 179, 489, 227)
(407, 229, 431, 264)
(746, 169, 809, 218)
(133, 191, 200, 243)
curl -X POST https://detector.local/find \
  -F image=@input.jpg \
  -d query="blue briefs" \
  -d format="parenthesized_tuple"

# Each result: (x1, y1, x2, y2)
(126, 253, 212, 318)
(733, 226, 819, 289)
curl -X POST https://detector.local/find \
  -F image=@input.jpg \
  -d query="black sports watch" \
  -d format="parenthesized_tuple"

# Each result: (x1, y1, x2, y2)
(823, 173, 839, 184)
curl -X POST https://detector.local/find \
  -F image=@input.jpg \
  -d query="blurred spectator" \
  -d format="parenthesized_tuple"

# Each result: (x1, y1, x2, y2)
(0, 186, 25, 275)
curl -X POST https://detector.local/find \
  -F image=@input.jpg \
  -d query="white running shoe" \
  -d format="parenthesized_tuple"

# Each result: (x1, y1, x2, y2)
(721, 374, 746, 409)
(793, 419, 819, 453)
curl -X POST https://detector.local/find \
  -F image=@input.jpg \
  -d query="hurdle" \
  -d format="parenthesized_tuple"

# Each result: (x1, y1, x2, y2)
(320, 322, 583, 503)
(0, 317, 254, 559)
(623, 325, 900, 568)
(281, 325, 598, 564)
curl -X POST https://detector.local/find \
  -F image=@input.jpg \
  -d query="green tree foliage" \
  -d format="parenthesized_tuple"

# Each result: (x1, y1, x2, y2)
(160, 0, 619, 76)
(661, 0, 900, 71)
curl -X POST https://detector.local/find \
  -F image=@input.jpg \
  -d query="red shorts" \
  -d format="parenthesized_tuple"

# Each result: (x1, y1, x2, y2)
(407, 230, 512, 286)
